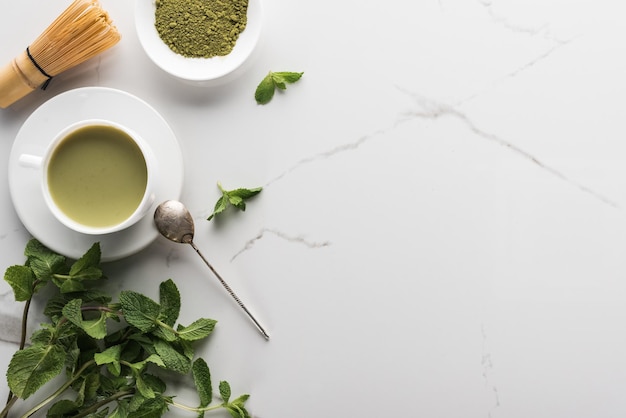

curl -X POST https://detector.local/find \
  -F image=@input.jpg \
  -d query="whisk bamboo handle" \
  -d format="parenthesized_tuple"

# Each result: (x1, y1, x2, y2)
(0, 51, 49, 109)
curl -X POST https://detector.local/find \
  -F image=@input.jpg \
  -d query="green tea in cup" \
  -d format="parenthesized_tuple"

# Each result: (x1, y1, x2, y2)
(20, 119, 157, 235)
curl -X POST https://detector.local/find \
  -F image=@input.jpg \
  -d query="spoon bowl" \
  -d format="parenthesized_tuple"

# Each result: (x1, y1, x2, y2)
(154, 200, 194, 244)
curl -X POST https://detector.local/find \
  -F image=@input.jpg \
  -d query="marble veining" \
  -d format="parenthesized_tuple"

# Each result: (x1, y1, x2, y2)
(264, 127, 389, 186)
(481, 325, 500, 418)
(230, 227, 331, 262)
(398, 90, 619, 208)
(478, 0, 557, 39)
(458, 38, 572, 105)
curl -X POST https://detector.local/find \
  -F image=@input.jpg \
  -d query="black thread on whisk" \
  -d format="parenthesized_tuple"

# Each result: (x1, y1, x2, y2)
(26, 46, 53, 90)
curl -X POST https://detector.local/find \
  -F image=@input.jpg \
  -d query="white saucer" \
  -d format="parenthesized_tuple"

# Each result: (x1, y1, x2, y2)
(8, 87, 184, 262)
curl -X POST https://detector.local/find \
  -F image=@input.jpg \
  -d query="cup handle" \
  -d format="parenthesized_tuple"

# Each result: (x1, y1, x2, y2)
(18, 154, 43, 169)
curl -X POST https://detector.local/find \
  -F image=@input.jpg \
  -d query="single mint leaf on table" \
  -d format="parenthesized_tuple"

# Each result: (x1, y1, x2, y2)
(207, 182, 262, 221)
(254, 71, 303, 104)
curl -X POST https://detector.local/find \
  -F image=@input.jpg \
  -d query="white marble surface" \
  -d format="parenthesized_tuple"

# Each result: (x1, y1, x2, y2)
(2, 0, 626, 416)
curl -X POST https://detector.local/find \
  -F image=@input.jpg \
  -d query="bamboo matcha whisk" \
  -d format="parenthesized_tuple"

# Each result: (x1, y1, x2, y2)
(0, 0, 120, 108)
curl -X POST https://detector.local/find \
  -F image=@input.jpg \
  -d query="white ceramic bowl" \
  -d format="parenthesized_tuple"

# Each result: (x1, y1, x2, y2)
(134, 0, 262, 84)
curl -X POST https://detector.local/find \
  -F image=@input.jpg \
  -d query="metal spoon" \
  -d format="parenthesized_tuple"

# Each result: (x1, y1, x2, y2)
(154, 200, 270, 340)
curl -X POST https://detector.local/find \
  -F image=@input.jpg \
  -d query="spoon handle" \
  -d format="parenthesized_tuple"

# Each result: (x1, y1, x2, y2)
(188, 241, 270, 340)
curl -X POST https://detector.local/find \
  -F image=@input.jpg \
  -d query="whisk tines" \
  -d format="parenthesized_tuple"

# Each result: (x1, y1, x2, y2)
(0, 0, 121, 108)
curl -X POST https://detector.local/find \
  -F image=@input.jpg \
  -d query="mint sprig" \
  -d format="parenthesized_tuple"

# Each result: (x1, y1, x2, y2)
(207, 182, 262, 221)
(254, 71, 303, 104)
(1, 239, 252, 418)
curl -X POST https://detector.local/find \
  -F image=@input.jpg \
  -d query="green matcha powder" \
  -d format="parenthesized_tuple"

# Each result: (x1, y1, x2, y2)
(155, 0, 249, 58)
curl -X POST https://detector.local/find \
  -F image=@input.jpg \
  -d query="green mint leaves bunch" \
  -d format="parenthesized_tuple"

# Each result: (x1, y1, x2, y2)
(1, 239, 251, 418)
(254, 71, 303, 104)
(207, 182, 262, 221)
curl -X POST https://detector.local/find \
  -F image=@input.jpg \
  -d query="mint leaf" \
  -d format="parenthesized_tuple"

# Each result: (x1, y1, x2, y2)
(48, 399, 80, 417)
(45, 291, 110, 320)
(135, 373, 156, 399)
(231, 394, 251, 410)
(4, 265, 35, 301)
(62, 299, 108, 339)
(152, 324, 178, 342)
(219, 381, 231, 404)
(153, 339, 192, 374)
(79, 370, 101, 404)
(94, 344, 122, 367)
(225, 404, 250, 418)
(192, 358, 212, 410)
(61, 298, 85, 327)
(227, 187, 263, 211)
(7, 343, 65, 399)
(24, 239, 67, 282)
(207, 183, 262, 221)
(59, 278, 86, 293)
(255, 71, 303, 104)
(109, 400, 130, 418)
(227, 194, 244, 209)
(81, 315, 107, 339)
(68, 242, 102, 280)
(158, 279, 180, 327)
(128, 354, 166, 375)
(29, 325, 55, 346)
(254, 72, 275, 105)
(207, 195, 229, 221)
(177, 318, 216, 341)
(119, 291, 161, 333)
(129, 395, 169, 417)
(88, 409, 110, 418)
(229, 188, 263, 200)
(272, 71, 303, 84)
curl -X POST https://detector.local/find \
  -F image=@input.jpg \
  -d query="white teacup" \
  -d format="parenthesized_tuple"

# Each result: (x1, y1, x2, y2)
(19, 119, 158, 235)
